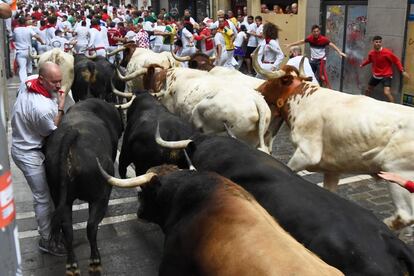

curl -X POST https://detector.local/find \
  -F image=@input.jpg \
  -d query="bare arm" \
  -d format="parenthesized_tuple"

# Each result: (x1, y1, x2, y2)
(33, 34, 46, 45)
(378, 171, 408, 187)
(329, 42, 346, 58)
(53, 91, 66, 126)
(285, 39, 305, 48)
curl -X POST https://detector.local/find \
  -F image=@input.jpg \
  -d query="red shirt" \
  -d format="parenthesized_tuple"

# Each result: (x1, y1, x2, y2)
(193, 27, 213, 51)
(107, 28, 121, 46)
(404, 181, 414, 193)
(360, 48, 404, 78)
(102, 13, 110, 22)
(305, 34, 330, 60)
(31, 11, 43, 21)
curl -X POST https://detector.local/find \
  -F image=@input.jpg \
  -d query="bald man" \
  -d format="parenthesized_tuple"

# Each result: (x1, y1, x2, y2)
(11, 62, 66, 256)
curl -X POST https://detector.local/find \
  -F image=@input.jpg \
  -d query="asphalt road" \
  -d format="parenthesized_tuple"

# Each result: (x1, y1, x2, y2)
(5, 75, 414, 276)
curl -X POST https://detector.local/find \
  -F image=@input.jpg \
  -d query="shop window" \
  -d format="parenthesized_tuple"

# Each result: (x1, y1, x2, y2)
(260, 1, 298, 15)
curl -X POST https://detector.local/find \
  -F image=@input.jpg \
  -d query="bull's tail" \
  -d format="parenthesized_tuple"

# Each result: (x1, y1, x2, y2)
(253, 94, 270, 154)
(50, 128, 79, 243)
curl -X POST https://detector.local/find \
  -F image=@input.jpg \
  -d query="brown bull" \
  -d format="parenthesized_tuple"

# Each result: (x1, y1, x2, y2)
(99, 164, 343, 276)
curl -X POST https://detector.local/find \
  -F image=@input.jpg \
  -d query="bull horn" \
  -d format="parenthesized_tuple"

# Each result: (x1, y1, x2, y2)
(28, 47, 40, 59)
(97, 158, 156, 188)
(106, 46, 126, 57)
(155, 122, 193, 149)
(299, 56, 306, 78)
(111, 80, 133, 98)
(252, 47, 286, 79)
(209, 56, 216, 62)
(223, 122, 237, 139)
(115, 95, 136, 109)
(117, 67, 148, 81)
(170, 44, 191, 62)
(183, 149, 196, 171)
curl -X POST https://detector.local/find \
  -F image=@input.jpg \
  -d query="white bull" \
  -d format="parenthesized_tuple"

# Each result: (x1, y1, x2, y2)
(255, 59, 414, 230)
(115, 47, 180, 93)
(150, 67, 272, 153)
(30, 48, 74, 95)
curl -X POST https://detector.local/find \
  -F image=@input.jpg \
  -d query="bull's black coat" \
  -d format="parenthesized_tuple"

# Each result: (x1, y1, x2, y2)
(71, 55, 124, 102)
(118, 92, 195, 178)
(44, 98, 123, 274)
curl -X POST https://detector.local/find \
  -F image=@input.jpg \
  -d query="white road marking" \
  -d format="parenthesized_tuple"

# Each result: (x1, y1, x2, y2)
(19, 214, 137, 239)
(317, 174, 373, 187)
(297, 170, 314, 176)
(16, 197, 137, 220)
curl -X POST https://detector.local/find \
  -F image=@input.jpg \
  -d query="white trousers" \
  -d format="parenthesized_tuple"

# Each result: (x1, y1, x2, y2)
(11, 148, 53, 240)
(15, 50, 32, 82)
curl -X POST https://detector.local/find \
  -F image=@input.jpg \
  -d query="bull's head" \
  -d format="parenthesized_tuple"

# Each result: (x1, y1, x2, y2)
(143, 65, 168, 93)
(170, 45, 215, 71)
(97, 158, 179, 225)
(188, 52, 216, 71)
(119, 43, 137, 67)
(253, 48, 311, 107)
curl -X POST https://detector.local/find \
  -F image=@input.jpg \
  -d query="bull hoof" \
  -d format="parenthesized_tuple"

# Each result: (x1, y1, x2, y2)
(66, 262, 81, 276)
(89, 259, 102, 275)
(383, 215, 413, 231)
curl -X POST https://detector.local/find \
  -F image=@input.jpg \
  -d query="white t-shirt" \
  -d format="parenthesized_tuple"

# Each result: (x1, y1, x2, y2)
(234, 31, 247, 48)
(74, 25, 89, 45)
(88, 27, 106, 49)
(49, 36, 69, 50)
(256, 24, 264, 45)
(125, 30, 137, 42)
(13, 26, 36, 51)
(153, 25, 166, 45)
(247, 23, 257, 47)
(11, 77, 58, 151)
(286, 55, 319, 85)
(181, 27, 193, 48)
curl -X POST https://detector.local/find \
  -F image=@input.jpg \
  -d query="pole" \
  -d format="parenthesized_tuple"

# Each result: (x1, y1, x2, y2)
(0, 18, 22, 276)
(0, 123, 22, 276)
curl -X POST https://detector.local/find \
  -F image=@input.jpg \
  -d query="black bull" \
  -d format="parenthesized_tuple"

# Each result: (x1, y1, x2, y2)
(44, 99, 123, 275)
(118, 92, 414, 275)
(118, 91, 196, 178)
(71, 54, 125, 102)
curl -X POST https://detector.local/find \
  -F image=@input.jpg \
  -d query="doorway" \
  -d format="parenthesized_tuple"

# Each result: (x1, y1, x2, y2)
(321, 1, 368, 93)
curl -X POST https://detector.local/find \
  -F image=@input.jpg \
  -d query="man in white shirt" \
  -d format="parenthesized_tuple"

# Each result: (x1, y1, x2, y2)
(152, 19, 167, 53)
(13, 17, 45, 82)
(11, 62, 66, 256)
(49, 29, 76, 52)
(87, 18, 106, 57)
(34, 20, 49, 55)
(286, 46, 319, 85)
(73, 20, 89, 54)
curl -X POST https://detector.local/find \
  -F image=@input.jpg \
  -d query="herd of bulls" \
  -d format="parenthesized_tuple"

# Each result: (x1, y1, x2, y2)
(30, 46, 414, 275)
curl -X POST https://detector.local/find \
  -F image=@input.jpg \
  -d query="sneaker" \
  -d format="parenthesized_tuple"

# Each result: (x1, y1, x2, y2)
(38, 238, 67, 257)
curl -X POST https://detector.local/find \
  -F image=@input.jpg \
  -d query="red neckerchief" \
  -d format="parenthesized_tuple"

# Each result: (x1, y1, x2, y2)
(265, 38, 272, 44)
(26, 77, 51, 98)
(91, 25, 101, 31)
(45, 23, 55, 29)
(40, 25, 47, 31)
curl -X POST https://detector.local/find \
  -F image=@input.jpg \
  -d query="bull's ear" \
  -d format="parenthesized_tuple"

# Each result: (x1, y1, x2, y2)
(142, 175, 160, 191)
(281, 75, 294, 86)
